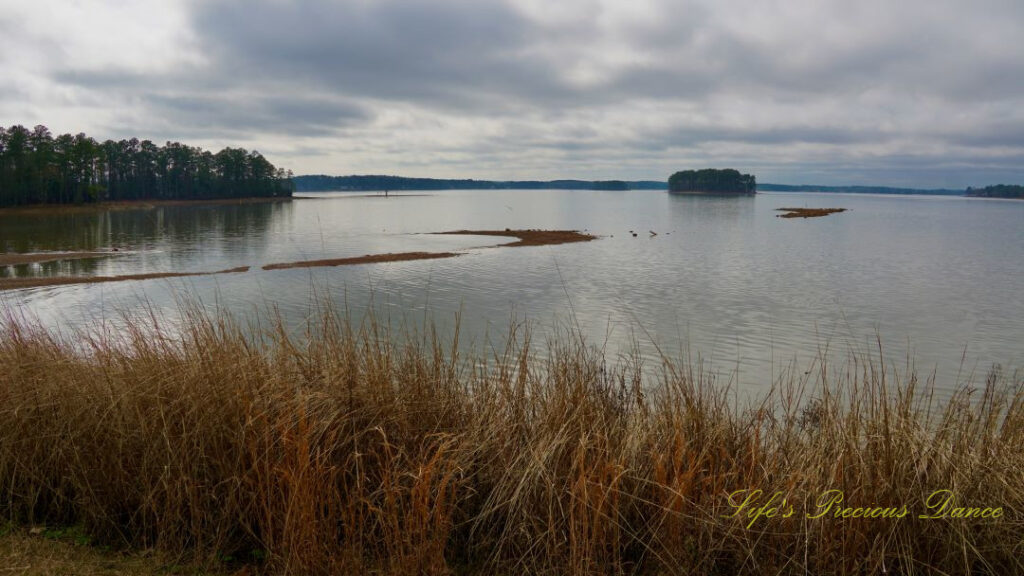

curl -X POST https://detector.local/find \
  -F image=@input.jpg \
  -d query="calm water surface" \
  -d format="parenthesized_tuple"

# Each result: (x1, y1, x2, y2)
(2, 190, 1021, 393)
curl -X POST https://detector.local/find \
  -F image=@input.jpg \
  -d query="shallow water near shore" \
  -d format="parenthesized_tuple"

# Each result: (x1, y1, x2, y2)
(1, 189, 1021, 393)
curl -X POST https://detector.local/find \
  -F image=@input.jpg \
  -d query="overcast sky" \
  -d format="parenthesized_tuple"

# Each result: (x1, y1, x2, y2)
(2, 0, 1023, 187)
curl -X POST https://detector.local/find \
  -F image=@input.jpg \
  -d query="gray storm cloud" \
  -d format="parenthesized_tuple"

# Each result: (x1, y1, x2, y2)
(2, 0, 1024, 186)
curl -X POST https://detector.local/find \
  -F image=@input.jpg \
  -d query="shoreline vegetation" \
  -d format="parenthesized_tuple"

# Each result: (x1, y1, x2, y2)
(966, 184, 1024, 199)
(0, 124, 292, 209)
(2, 121, 1018, 204)
(0, 304, 1020, 575)
(293, 174, 646, 191)
(0, 528, 196, 576)
(294, 173, 1024, 198)
(0, 229, 596, 290)
(758, 183, 965, 195)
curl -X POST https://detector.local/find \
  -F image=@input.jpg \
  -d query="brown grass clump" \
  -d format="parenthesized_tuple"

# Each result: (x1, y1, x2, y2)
(776, 207, 848, 218)
(0, 305, 1020, 575)
(0, 526, 211, 576)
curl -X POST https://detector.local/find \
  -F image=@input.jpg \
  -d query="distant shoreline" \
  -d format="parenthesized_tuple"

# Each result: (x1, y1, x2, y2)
(291, 175, 976, 196)
(757, 184, 964, 196)
(3, 188, 1013, 221)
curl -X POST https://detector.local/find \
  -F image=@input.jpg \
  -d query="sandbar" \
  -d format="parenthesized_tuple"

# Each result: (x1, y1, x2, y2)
(0, 266, 250, 290)
(433, 229, 597, 247)
(263, 251, 459, 270)
(776, 208, 847, 219)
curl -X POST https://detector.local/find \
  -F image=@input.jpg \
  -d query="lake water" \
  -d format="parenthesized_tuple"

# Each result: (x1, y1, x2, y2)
(2, 190, 1021, 393)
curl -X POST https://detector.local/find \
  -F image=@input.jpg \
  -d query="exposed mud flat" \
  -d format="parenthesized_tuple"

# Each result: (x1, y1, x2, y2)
(263, 251, 459, 270)
(0, 266, 250, 290)
(776, 207, 847, 218)
(262, 230, 596, 271)
(434, 229, 598, 247)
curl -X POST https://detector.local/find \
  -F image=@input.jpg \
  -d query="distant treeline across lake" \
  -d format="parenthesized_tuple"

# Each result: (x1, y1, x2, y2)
(756, 183, 965, 195)
(0, 124, 293, 207)
(967, 184, 1024, 199)
(293, 174, 665, 192)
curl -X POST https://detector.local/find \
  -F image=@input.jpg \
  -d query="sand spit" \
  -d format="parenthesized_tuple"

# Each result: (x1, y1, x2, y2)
(262, 229, 595, 270)
(0, 266, 250, 290)
(263, 251, 460, 270)
(776, 207, 847, 218)
(434, 229, 598, 247)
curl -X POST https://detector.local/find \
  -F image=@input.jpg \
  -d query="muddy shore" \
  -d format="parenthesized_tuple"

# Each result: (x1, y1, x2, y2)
(0, 266, 250, 290)
(0, 251, 120, 266)
(263, 251, 459, 270)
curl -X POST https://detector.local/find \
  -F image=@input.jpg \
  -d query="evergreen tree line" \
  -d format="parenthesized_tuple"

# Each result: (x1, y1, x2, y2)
(668, 168, 756, 193)
(0, 125, 293, 207)
(293, 174, 644, 192)
(966, 184, 1024, 199)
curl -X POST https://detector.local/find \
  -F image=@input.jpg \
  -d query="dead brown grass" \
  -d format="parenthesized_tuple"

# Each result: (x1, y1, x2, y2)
(262, 252, 459, 270)
(0, 527, 221, 576)
(0, 305, 1020, 575)
(0, 267, 250, 290)
(776, 207, 848, 218)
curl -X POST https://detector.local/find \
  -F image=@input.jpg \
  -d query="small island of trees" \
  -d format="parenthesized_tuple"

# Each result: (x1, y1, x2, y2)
(966, 184, 1024, 199)
(0, 124, 293, 208)
(668, 168, 756, 195)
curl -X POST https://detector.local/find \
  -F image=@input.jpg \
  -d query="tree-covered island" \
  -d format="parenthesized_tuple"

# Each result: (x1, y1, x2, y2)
(0, 124, 293, 208)
(966, 184, 1024, 199)
(668, 168, 756, 195)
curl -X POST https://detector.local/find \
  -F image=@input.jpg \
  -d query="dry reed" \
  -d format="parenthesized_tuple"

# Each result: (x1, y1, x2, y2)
(0, 303, 1020, 575)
